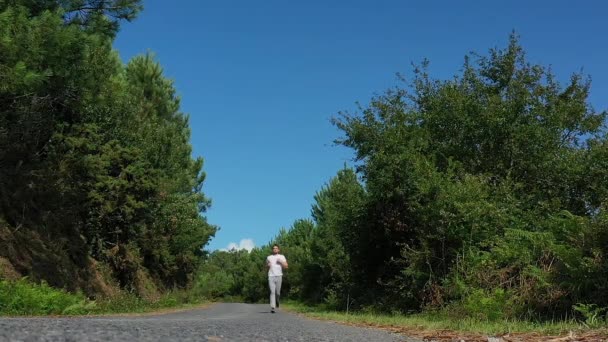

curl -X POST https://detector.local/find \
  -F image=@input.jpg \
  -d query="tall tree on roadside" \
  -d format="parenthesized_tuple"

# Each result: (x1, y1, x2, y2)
(0, 1, 216, 295)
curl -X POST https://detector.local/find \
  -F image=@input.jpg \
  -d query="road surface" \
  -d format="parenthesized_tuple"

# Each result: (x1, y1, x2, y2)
(0, 303, 419, 341)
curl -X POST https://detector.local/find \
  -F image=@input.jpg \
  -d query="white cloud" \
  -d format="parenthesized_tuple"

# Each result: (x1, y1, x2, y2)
(222, 238, 255, 252)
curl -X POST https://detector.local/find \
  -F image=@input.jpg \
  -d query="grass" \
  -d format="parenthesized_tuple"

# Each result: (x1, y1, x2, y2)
(0, 278, 209, 316)
(92, 290, 209, 315)
(283, 301, 608, 340)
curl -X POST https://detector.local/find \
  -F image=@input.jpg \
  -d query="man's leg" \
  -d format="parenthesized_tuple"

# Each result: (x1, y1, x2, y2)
(275, 276, 282, 308)
(268, 277, 277, 311)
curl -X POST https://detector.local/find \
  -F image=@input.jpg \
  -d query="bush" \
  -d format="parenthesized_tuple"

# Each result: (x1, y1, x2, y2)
(461, 288, 511, 321)
(0, 279, 95, 315)
(192, 270, 235, 299)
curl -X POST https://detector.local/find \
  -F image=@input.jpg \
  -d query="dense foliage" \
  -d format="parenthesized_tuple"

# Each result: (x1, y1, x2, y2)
(199, 35, 608, 321)
(0, 0, 216, 297)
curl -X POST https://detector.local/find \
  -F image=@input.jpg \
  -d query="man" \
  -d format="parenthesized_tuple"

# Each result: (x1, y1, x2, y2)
(266, 244, 288, 313)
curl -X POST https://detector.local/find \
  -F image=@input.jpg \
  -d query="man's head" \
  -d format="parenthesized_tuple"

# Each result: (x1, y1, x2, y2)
(272, 244, 280, 255)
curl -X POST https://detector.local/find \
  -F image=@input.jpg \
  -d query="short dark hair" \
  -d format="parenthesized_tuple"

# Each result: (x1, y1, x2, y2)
(272, 244, 279, 248)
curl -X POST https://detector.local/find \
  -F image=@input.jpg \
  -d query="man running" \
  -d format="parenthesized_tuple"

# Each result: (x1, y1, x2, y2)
(266, 244, 288, 313)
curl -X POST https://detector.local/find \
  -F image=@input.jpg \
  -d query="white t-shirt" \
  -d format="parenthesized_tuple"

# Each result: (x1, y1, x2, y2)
(266, 254, 286, 276)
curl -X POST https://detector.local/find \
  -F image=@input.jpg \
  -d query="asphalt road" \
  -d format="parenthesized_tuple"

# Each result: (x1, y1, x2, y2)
(0, 303, 419, 341)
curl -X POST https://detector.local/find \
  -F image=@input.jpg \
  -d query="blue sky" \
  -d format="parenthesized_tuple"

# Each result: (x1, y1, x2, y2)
(113, 0, 608, 251)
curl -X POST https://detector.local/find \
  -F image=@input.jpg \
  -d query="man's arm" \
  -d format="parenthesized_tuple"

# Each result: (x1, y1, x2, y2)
(278, 256, 288, 269)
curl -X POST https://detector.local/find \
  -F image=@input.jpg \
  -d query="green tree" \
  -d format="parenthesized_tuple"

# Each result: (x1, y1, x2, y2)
(307, 168, 364, 307)
(0, 2, 215, 297)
